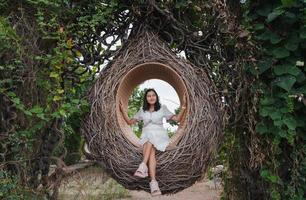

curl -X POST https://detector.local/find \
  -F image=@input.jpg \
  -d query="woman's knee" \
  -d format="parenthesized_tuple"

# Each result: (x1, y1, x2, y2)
(144, 141, 153, 147)
(149, 147, 156, 157)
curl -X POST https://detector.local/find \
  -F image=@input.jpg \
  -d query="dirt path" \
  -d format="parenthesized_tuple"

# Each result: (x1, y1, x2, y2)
(58, 166, 222, 200)
(123, 180, 222, 200)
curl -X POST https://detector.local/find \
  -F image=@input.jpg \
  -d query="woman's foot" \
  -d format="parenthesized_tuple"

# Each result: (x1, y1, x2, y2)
(150, 179, 162, 196)
(133, 162, 148, 178)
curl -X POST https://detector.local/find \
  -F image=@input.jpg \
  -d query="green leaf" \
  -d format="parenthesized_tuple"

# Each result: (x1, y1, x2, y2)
(7, 91, 16, 97)
(49, 72, 59, 78)
(274, 64, 301, 76)
(256, 5, 272, 16)
(24, 110, 32, 116)
(258, 59, 273, 74)
(259, 106, 274, 117)
(271, 190, 281, 200)
(57, 89, 64, 94)
(51, 111, 61, 118)
(283, 11, 297, 24)
(260, 96, 275, 105)
(266, 9, 285, 22)
(269, 175, 280, 183)
(281, 0, 295, 7)
(30, 106, 44, 114)
(285, 32, 299, 51)
(276, 75, 296, 91)
(260, 169, 269, 178)
(71, 99, 80, 104)
(257, 30, 281, 44)
(279, 130, 287, 138)
(286, 132, 295, 145)
(270, 33, 282, 44)
(296, 71, 306, 83)
(37, 113, 46, 120)
(59, 109, 66, 116)
(283, 116, 297, 130)
(254, 23, 264, 30)
(272, 47, 290, 58)
(53, 95, 62, 101)
(284, 42, 298, 51)
(62, 103, 72, 109)
(260, 169, 281, 184)
(270, 111, 282, 120)
(11, 97, 20, 104)
(280, 107, 291, 113)
(274, 119, 283, 127)
(256, 30, 271, 41)
(256, 122, 268, 134)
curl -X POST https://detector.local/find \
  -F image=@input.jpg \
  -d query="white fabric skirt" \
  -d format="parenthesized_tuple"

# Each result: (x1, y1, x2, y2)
(139, 124, 169, 151)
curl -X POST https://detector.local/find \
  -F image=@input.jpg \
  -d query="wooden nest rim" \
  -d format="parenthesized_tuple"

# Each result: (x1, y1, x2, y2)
(116, 62, 189, 151)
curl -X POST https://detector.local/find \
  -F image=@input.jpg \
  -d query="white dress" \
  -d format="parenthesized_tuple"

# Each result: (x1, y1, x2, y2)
(132, 104, 175, 152)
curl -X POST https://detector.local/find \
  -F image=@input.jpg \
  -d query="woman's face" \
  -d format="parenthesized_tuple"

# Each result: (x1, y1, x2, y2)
(146, 90, 157, 105)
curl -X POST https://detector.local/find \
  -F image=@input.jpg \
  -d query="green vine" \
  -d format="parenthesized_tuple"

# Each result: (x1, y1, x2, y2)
(244, 0, 306, 199)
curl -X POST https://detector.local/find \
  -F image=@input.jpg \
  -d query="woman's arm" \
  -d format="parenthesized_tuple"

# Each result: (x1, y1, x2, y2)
(119, 100, 138, 125)
(170, 106, 186, 122)
(169, 93, 187, 123)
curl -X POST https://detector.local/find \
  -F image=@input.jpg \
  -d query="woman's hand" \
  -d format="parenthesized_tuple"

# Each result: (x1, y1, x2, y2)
(119, 100, 131, 124)
(171, 93, 187, 123)
(119, 100, 136, 125)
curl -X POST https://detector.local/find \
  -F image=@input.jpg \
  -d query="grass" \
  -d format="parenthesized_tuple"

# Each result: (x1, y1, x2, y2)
(58, 166, 131, 200)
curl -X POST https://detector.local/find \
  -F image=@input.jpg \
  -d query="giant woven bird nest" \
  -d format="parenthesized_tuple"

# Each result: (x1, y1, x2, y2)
(80, 27, 224, 194)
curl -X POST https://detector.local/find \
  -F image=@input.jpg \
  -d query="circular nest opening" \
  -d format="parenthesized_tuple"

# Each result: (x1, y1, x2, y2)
(116, 62, 188, 150)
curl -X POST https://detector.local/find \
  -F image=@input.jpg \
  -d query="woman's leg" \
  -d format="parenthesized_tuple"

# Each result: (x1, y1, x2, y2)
(142, 141, 153, 165)
(148, 146, 156, 180)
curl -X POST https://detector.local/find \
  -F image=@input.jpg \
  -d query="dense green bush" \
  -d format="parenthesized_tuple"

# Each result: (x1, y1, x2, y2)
(245, 0, 306, 199)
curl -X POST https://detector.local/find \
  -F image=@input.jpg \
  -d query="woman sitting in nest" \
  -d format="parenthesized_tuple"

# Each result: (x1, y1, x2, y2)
(119, 88, 187, 196)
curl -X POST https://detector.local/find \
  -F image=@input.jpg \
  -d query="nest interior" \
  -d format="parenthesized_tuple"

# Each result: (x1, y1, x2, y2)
(116, 62, 188, 149)
(80, 27, 223, 194)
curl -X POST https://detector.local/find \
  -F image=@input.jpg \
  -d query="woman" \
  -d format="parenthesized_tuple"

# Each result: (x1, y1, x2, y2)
(119, 88, 187, 196)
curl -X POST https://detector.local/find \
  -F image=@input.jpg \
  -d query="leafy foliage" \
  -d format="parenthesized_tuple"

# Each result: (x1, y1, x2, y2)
(243, 0, 306, 199)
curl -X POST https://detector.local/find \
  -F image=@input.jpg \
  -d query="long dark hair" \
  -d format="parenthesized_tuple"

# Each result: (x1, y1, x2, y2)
(142, 88, 161, 112)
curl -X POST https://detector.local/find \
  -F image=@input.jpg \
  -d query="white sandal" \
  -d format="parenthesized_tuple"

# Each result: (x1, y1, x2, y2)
(133, 162, 148, 178)
(150, 179, 162, 196)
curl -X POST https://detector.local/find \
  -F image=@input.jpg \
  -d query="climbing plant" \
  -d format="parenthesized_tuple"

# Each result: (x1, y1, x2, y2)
(243, 0, 306, 199)
(0, 0, 123, 198)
